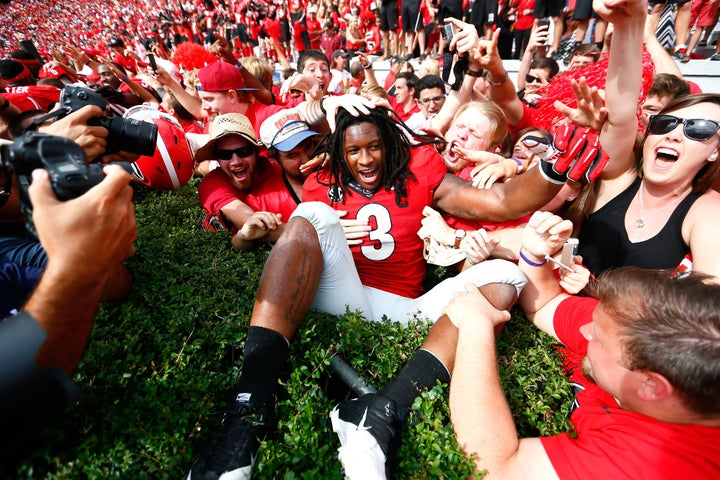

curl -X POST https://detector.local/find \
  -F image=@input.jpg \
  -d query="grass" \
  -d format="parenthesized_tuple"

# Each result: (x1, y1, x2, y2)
(15, 179, 574, 479)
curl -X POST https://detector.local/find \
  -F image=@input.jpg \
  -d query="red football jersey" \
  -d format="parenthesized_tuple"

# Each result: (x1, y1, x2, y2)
(303, 145, 447, 298)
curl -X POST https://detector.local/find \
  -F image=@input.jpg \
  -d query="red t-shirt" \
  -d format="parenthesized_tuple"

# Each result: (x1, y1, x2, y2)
(306, 17, 323, 49)
(364, 26, 382, 55)
(389, 95, 421, 123)
(303, 144, 447, 298)
(198, 157, 299, 233)
(244, 101, 285, 137)
(541, 296, 720, 480)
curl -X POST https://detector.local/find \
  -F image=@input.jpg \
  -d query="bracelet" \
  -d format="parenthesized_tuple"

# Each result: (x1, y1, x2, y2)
(488, 71, 509, 86)
(519, 249, 548, 267)
(0, 96, 10, 111)
(511, 156, 524, 173)
(362, 62, 372, 69)
(319, 97, 327, 116)
(465, 68, 483, 77)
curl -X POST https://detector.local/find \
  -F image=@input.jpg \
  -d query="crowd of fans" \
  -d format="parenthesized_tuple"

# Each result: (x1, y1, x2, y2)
(1, 0, 719, 478)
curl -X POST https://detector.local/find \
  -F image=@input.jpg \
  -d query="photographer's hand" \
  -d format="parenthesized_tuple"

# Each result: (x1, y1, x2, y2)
(38, 105, 108, 162)
(25, 165, 137, 373)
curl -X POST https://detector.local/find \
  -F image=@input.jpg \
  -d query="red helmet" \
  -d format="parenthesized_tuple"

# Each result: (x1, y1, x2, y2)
(124, 106, 194, 190)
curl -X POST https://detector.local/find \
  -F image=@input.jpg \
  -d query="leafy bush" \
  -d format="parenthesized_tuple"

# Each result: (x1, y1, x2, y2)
(15, 180, 573, 479)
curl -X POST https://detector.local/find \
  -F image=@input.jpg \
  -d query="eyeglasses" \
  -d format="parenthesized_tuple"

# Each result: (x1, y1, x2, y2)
(418, 95, 445, 105)
(214, 145, 256, 160)
(647, 114, 720, 141)
(525, 74, 543, 84)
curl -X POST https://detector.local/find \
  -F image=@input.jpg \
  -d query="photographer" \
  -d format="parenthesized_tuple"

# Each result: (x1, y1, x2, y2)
(0, 165, 136, 465)
(1, 103, 141, 314)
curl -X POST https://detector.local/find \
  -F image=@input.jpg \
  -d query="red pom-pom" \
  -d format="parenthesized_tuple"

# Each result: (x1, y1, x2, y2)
(532, 49, 655, 132)
(171, 42, 218, 71)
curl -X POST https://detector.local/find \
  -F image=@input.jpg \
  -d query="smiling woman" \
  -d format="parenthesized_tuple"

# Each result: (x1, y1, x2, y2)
(571, 89, 720, 278)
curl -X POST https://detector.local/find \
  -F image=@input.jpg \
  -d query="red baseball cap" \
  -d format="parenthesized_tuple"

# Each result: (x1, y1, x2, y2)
(197, 61, 257, 92)
(38, 64, 77, 83)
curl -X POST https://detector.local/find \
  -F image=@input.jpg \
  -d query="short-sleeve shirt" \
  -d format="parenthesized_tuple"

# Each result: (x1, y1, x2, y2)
(198, 157, 299, 233)
(541, 296, 720, 480)
(302, 145, 447, 298)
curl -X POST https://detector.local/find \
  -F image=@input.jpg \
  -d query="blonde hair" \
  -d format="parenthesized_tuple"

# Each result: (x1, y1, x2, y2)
(419, 57, 440, 78)
(451, 101, 508, 150)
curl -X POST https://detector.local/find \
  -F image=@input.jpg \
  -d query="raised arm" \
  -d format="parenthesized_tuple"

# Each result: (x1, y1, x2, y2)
(595, 0, 647, 176)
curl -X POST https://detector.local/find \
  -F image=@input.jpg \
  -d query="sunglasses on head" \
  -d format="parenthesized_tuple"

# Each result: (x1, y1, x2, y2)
(525, 74, 542, 84)
(214, 145, 256, 160)
(418, 95, 445, 105)
(647, 114, 720, 141)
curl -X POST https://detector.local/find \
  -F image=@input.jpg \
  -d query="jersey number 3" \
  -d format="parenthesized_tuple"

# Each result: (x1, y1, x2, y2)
(356, 203, 395, 261)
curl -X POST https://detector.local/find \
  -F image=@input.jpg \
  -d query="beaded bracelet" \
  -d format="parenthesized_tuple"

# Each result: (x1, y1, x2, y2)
(519, 249, 548, 266)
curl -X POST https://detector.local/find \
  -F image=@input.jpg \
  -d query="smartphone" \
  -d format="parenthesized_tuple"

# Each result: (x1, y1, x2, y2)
(147, 52, 158, 74)
(537, 18, 551, 45)
(441, 23, 455, 44)
(561, 238, 579, 268)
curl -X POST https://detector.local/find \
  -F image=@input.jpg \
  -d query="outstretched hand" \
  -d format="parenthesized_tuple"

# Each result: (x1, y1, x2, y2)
(553, 77, 607, 132)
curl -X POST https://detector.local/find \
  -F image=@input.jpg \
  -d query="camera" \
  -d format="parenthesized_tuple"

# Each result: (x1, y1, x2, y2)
(0, 133, 119, 214)
(58, 85, 158, 156)
(441, 23, 455, 44)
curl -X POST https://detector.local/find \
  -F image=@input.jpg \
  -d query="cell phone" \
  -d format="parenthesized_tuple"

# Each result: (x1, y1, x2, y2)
(147, 52, 158, 74)
(561, 238, 579, 268)
(537, 18, 551, 45)
(441, 23, 455, 44)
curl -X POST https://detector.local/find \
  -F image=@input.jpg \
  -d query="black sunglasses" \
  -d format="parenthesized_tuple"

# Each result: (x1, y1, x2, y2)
(214, 145, 256, 160)
(647, 114, 720, 141)
(525, 74, 542, 84)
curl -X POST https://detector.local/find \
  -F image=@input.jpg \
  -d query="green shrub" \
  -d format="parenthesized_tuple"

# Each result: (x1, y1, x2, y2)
(16, 180, 573, 479)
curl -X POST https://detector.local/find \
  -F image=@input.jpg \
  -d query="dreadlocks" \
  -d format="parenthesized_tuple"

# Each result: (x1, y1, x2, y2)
(315, 106, 445, 207)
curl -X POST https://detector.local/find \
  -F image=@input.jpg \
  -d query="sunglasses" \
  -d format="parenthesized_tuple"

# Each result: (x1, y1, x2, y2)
(214, 145, 256, 160)
(647, 114, 720, 141)
(418, 95, 445, 105)
(525, 74, 543, 84)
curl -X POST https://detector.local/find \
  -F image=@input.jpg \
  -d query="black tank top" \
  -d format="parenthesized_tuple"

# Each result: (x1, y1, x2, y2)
(578, 177, 702, 276)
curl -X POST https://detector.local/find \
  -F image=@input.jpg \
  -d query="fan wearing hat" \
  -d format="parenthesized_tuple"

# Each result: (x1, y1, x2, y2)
(0, 59, 60, 113)
(196, 113, 301, 250)
(106, 36, 139, 75)
(328, 50, 352, 94)
(260, 109, 321, 200)
(196, 61, 285, 137)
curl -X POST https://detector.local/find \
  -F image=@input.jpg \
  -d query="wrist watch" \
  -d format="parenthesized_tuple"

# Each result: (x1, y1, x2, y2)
(454, 229, 466, 248)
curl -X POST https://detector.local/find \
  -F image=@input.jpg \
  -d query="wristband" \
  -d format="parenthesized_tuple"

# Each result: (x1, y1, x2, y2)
(511, 156, 524, 173)
(519, 249, 548, 266)
(362, 62, 372, 69)
(319, 97, 327, 116)
(465, 68, 483, 77)
(488, 71, 509, 86)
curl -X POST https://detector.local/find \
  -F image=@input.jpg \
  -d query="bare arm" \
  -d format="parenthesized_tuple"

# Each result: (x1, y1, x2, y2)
(434, 166, 562, 223)
(517, 211, 574, 340)
(473, 29, 526, 127)
(155, 67, 206, 120)
(595, 0, 647, 177)
(429, 18, 480, 135)
(445, 288, 560, 480)
(25, 166, 137, 373)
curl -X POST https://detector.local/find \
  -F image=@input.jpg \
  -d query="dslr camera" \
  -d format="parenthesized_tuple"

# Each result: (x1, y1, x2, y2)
(58, 85, 157, 156)
(0, 133, 131, 220)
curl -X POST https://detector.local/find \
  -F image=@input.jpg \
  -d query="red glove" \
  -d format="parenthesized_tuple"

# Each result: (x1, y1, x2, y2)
(522, 124, 609, 183)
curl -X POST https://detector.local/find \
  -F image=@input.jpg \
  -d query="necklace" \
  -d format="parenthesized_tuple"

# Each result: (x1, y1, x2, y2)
(635, 181, 688, 229)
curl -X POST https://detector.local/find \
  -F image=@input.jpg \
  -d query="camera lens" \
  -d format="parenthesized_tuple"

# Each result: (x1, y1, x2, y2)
(103, 117, 158, 156)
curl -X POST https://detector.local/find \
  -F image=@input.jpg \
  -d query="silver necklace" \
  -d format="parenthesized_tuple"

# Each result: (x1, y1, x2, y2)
(635, 181, 687, 229)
